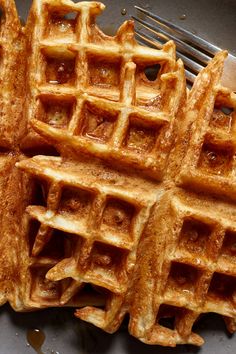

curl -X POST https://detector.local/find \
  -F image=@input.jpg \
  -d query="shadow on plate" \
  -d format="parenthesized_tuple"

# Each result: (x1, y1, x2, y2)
(1, 304, 232, 354)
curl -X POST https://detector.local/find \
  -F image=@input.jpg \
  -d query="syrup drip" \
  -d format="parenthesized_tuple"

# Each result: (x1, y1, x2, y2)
(179, 14, 186, 20)
(27, 329, 45, 354)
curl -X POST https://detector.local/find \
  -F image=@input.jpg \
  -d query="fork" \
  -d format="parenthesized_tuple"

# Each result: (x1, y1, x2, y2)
(132, 6, 236, 91)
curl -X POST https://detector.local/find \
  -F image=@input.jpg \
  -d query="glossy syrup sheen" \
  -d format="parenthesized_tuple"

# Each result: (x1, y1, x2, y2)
(27, 328, 45, 354)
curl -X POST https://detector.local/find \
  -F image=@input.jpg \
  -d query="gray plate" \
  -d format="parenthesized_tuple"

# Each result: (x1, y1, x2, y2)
(2, 1, 236, 353)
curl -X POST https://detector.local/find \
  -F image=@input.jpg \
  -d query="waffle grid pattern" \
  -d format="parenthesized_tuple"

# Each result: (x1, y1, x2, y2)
(17, 0, 236, 345)
(25, 0, 184, 179)
(1, 0, 235, 347)
(180, 80, 236, 200)
(19, 155, 156, 307)
(156, 194, 236, 339)
(18, 0, 185, 310)
(124, 188, 236, 346)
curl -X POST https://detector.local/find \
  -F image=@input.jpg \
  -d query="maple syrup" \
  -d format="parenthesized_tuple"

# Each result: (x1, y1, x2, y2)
(27, 328, 45, 354)
(179, 14, 186, 20)
(46, 57, 75, 85)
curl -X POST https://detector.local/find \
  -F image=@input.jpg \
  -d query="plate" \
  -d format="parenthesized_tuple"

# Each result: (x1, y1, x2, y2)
(1, 1, 236, 353)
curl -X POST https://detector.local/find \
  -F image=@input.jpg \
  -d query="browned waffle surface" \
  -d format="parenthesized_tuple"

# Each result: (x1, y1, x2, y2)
(0, 153, 19, 307)
(0, 0, 26, 310)
(17, 155, 159, 309)
(15, 0, 236, 347)
(177, 52, 236, 201)
(0, 0, 235, 348)
(0, 0, 24, 149)
(16, 0, 187, 315)
(73, 52, 236, 346)
(21, 0, 185, 180)
(128, 188, 236, 346)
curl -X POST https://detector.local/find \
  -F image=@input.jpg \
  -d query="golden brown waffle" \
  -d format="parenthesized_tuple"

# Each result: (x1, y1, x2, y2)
(16, 0, 185, 321)
(0, 0, 26, 310)
(0, 0, 110, 311)
(6, 0, 236, 348)
(17, 36, 236, 346)
(20, 0, 183, 180)
(76, 53, 236, 346)
(178, 69, 236, 201)
(15, 0, 187, 312)
(0, 0, 25, 149)
(75, 53, 236, 345)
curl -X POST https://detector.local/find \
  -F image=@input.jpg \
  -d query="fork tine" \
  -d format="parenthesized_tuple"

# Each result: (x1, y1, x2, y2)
(135, 30, 166, 49)
(133, 16, 170, 41)
(132, 15, 211, 65)
(177, 51, 204, 73)
(134, 5, 220, 55)
(135, 30, 197, 84)
(185, 70, 196, 84)
(135, 25, 204, 74)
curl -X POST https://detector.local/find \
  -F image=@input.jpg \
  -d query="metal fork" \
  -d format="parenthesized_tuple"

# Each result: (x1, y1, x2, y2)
(132, 6, 236, 91)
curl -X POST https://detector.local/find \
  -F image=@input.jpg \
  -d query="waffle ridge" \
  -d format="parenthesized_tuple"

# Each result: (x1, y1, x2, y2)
(0, 0, 27, 310)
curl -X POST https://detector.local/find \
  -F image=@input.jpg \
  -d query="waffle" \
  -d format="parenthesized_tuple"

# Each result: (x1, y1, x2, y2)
(130, 53, 236, 345)
(15, 0, 187, 312)
(0, 0, 25, 149)
(2, 0, 236, 348)
(0, 0, 26, 309)
(76, 52, 236, 346)
(0, 0, 106, 311)
(20, 0, 182, 178)
(16, 0, 185, 319)
(16, 0, 236, 346)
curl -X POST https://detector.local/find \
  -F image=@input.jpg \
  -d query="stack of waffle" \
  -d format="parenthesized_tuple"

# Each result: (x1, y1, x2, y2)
(0, 0, 235, 347)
